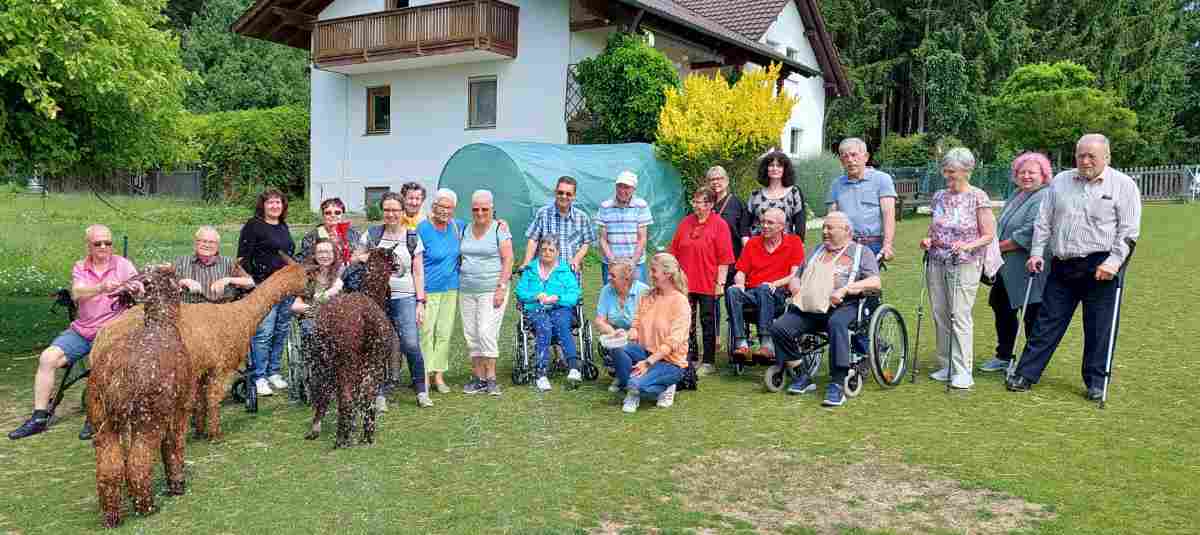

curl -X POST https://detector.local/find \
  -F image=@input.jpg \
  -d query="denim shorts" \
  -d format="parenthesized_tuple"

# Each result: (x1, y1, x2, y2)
(51, 329, 92, 365)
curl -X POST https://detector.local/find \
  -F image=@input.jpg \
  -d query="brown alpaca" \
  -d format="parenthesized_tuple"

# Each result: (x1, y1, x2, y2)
(91, 261, 318, 441)
(305, 246, 399, 447)
(88, 266, 192, 528)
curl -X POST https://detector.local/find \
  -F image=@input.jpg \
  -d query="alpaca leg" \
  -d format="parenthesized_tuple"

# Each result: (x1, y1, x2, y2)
(162, 406, 189, 496)
(203, 374, 227, 441)
(335, 380, 354, 448)
(127, 427, 160, 516)
(94, 428, 124, 528)
(361, 376, 377, 445)
(305, 384, 330, 440)
(191, 373, 210, 439)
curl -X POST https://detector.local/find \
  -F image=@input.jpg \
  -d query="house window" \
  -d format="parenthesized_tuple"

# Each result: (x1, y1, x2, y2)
(790, 128, 802, 155)
(468, 76, 498, 129)
(787, 47, 801, 61)
(365, 187, 390, 211)
(388, 0, 409, 8)
(367, 86, 390, 135)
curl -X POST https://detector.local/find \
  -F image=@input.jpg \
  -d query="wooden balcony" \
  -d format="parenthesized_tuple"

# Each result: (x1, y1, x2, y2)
(313, 0, 519, 73)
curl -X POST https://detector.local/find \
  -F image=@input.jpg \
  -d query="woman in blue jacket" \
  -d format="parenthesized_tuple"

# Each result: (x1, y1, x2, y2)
(515, 238, 582, 392)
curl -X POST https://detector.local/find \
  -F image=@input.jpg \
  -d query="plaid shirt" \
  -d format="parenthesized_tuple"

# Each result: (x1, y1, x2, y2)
(526, 203, 595, 265)
(596, 196, 653, 264)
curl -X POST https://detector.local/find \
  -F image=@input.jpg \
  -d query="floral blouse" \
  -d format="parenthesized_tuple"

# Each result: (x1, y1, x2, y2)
(928, 186, 990, 263)
(748, 186, 806, 237)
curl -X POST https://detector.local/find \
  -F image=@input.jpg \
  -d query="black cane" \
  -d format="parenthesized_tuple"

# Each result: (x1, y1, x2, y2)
(1100, 240, 1137, 409)
(911, 251, 929, 384)
(1005, 272, 1037, 381)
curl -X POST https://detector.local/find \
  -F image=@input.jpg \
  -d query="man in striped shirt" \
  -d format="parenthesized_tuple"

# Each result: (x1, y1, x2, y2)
(597, 170, 653, 283)
(1007, 134, 1142, 400)
(521, 176, 594, 273)
(173, 226, 255, 304)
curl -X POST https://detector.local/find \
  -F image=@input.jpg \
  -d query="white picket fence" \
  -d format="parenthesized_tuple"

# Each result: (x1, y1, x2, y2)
(1118, 164, 1200, 202)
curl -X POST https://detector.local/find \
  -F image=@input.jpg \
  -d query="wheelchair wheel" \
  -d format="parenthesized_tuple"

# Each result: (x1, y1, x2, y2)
(230, 376, 248, 403)
(763, 365, 787, 393)
(868, 304, 909, 388)
(511, 321, 532, 385)
(582, 358, 600, 381)
(578, 316, 594, 379)
(843, 369, 864, 397)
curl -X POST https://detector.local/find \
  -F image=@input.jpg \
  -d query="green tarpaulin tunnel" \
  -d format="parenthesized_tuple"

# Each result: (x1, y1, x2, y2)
(437, 142, 687, 261)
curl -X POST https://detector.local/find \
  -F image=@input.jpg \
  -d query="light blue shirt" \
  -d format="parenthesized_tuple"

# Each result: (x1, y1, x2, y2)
(826, 168, 897, 239)
(595, 280, 650, 330)
(459, 222, 512, 294)
(596, 197, 653, 264)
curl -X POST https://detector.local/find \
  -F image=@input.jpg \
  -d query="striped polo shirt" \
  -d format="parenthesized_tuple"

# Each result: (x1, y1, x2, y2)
(596, 196, 653, 264)
(172, 255, 241, 304)
(1030, 166, 1142, 271)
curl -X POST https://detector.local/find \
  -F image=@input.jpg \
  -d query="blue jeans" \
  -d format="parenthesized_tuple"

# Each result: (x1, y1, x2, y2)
(251, 297, 293, 381)
(610, 343, 684, 398)
(531, 306, 578, 373)
(388, 296, 427, 393)
(601, 262, 646, 285)
(724, 285, 788, 342)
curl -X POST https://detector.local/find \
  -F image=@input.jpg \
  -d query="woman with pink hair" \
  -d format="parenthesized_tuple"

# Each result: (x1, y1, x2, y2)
(979, 152, 1054, 373)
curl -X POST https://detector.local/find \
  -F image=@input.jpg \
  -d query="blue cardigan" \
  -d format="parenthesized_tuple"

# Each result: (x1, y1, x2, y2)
(515, 261, 580, 311)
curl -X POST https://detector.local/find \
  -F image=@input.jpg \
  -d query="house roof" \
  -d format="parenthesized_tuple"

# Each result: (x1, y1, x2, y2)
(664, 0, 851, 97)
(232, 0, 848, 96)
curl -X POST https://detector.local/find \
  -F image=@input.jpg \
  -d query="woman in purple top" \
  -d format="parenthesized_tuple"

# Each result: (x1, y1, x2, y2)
(919, 147, 996, 389)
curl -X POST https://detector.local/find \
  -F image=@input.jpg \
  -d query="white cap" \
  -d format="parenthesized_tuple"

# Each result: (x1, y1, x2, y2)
(615, 170, 638, 188)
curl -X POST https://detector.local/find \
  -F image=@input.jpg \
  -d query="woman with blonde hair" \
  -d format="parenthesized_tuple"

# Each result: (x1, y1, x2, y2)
(608, 252, 692, 413)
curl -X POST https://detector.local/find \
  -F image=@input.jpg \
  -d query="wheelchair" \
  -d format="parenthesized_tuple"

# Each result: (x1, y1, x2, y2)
(726, 289, 790, 375)
(511, 292, 598, 386)
(47, 288, 89, 420)
(762, 293, 909, 397)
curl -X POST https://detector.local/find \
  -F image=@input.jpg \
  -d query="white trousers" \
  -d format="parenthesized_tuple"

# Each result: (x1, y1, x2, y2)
(928, 259, 981, 379)
(459, 291, 509, 358)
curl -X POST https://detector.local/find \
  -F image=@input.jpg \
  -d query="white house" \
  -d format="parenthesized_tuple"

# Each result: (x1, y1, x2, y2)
(234, 0, 849, 212)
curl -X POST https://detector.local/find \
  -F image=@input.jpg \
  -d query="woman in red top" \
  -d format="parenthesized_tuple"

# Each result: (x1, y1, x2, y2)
(669, 187, 734, 375)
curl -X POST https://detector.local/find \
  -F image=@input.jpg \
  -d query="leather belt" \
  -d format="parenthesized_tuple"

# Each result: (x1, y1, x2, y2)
(853, 235, 882, 244)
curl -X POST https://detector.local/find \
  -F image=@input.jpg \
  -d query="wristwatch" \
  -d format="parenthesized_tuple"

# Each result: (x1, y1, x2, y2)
(416, 297, 427, 304)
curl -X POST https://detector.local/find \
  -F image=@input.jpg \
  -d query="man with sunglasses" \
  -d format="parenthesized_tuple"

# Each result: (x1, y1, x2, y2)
(10, 225, 138, 440)
(521, 176, 594, 274)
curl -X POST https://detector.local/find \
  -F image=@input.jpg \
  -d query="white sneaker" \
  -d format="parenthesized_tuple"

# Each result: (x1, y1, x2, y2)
(929, 368, 950, 382)
(567, 369, 582, 383)
(698, 363, 717, 376)
(950, 374, 975, 389)
(416, 392, 433, 408)
(535, 376, 552, 392)
(608, 380, 622, 393)
(374, 394, 388, 412)
(268, 374, 288, 390)
(656, 384, 677, 408)
(622, 390, 640, 413)
(255, 378, 274, 397)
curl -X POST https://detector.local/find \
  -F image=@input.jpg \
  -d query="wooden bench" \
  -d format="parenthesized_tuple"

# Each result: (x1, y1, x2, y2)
(893, 179, 928, 219)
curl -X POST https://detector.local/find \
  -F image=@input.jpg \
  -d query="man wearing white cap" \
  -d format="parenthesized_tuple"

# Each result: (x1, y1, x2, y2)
(597, 170, 653, 283)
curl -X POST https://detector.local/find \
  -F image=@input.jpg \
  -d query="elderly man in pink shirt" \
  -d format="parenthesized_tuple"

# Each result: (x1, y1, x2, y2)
(9, 225, 138, 440)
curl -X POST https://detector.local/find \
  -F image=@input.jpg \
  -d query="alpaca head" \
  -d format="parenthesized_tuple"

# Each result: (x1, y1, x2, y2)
(361, 245, 397, 303)
(117, 265, 182, 322)
(269, 253, 325, 299)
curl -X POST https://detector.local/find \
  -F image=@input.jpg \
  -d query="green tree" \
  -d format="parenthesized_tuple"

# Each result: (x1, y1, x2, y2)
(991, 62, 1139, 165)
(0, 0, 194, 175)
(181, 0, 309, 113)
(166, 0, 207, 30)
(574, 32, 679, 144)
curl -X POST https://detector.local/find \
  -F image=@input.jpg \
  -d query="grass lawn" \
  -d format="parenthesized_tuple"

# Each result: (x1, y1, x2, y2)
(0, 194, 1197, 534)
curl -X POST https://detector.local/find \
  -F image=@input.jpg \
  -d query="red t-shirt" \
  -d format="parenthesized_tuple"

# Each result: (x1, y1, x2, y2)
(670, 214, 735, 295)
(735, 234, 806, 287)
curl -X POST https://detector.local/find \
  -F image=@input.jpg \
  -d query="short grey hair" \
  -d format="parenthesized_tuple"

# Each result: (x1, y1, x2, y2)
(434, 188, 458, 206)
(824, 211, 853, 233)
(838, 137, 868, 155)
(85, 224, 111, 242)
(194, 226, 220, 241)
(705, 165, 728, 179)
(471, 189, 493, 206)
(609, 258, 636, 277)
(942, 147, 977, 172)
(763, 207, 787, 223)
(1077, 133, 1111, 156)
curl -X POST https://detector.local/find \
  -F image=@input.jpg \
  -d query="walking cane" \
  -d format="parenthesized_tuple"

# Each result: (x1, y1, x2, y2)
(944, 251, 961, 393)
(911, 252, 929, 384)
(1100, 240, 1137, 409)
(1005, 272, 1037, 381)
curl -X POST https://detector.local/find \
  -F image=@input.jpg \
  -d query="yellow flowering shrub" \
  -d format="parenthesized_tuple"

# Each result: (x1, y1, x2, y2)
(656, 63, 798, 195)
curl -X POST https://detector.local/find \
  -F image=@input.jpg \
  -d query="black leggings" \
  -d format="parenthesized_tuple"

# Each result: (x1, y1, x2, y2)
(687, 293, 719, 364)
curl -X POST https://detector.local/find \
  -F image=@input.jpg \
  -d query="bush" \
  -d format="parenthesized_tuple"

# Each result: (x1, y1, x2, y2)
(877, 133, 963, 167)
(657, 63, 797, 198)
(366, 205, 382, 222)
(790, 152, 844, 218)
(187, 105, 310, 203)
(575, 32, 680, 143)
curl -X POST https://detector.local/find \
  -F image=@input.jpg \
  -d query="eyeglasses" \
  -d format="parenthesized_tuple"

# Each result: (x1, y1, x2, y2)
(195, 239, 219, 245)
(472, 208, 491, 213)
(91, 240, 113, 247)
(432, 204, 454, 212)
(691, 198, 713, 205)
(323, 210, 343, 216)
(382, 208, 403, 213)
(555, 190, 575, 197)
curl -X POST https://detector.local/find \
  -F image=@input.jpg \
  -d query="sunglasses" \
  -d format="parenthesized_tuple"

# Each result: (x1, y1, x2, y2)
(323, 210, 343, 216)
(555, 190, 575, 197)
(472, 207, 491, 213)
(91, 240, 114, 247)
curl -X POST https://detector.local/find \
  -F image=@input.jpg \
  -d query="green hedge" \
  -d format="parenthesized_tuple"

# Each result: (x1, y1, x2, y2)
(188, 105, 310, 203)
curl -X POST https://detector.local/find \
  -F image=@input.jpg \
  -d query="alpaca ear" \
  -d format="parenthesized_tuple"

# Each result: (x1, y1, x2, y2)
(279, 251, 298, 265)
(388, 244, 399, 254)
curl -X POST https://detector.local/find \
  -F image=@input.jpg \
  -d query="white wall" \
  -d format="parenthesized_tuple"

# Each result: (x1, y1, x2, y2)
(320, 0, 386, 19)
(311, 0, 572, 212)
(760, 0, 827, 158)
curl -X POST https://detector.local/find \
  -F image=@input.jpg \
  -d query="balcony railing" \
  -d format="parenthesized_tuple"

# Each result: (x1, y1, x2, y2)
(313, 0, 519, 67)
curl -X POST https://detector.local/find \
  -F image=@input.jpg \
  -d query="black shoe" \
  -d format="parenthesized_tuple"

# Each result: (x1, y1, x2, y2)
(79, 421, 95, 441)
(1086, 387, 1104, 401)
(8, 417, 48, 440)
(1006, 375, 1033, 392)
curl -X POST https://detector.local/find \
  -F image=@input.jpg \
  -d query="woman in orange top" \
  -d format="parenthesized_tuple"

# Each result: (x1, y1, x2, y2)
(610, 252, 692, 413)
